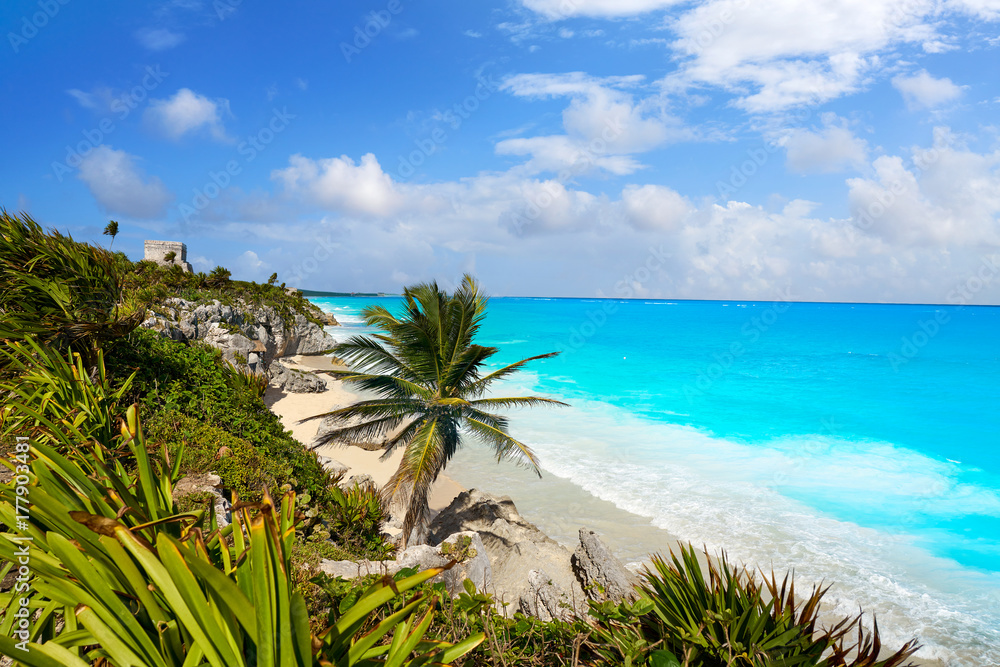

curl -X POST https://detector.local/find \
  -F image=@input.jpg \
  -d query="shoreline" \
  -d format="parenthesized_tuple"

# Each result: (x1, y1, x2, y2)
(270, 354, 944, 667)
(266, 355, 464, 512)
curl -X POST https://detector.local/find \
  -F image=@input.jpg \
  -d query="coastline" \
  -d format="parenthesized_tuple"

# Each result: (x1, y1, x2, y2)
(266, 355, 464, 512)
(268, 354, 944, 667)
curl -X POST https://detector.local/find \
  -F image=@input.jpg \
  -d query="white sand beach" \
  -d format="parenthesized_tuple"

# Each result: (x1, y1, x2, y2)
(265, 355, 464, 511)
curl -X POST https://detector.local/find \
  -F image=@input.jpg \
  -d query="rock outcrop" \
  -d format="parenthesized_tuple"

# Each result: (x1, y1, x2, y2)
(141, 297, 336, 368)
(572, 528, 640, 603)
(319, 531, 491, 596)
(427, 490, 589, 618)
(269, 361, 328, 393)
(173, 473, 230, 528)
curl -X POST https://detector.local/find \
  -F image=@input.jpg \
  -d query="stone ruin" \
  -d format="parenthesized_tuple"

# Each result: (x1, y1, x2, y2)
(144, 240, 193, 272)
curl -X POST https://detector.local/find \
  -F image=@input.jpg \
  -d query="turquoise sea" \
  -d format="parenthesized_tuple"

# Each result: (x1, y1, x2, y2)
(310, 296, 1000, 666)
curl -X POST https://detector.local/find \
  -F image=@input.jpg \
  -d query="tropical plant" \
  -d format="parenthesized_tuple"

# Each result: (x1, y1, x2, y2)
(0, 342, 483, 666)
(102, 219, 119, 248)
(0, 210, 142, 367)
(306, 275, 567, 546)
(589, 545, 919, 667)
(209, 265, 232, 287)
(164, 250, 177, 263)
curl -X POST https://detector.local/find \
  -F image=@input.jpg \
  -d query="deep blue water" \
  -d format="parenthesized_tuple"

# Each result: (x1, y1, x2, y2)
(312, 296, 1000, 665)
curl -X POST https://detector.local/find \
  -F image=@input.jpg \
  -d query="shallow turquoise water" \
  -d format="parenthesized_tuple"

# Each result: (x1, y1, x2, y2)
(311, 296, 1000, 666)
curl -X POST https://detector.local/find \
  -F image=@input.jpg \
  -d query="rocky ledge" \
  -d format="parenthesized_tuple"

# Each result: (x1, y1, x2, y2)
(141, 297, 338, 392)
(319, 489, 640, 622)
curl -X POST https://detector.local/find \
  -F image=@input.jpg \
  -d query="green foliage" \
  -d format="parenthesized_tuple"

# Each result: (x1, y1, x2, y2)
(0, 345, 483, 666)
(105, 329, 391, 558)
(326, 481, 393, 559)
(317, 574, 591, 667)
(0, 210, 142, 367)
(163, 250, 177, 262)
(102, 220, 119, 248)
(311, 274, 567, 545)
(588, 545, 919, 667)
(144, 411, 280, 500)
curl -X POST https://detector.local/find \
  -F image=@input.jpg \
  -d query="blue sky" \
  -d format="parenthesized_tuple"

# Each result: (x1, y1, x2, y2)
(3, 0, 1000, 303)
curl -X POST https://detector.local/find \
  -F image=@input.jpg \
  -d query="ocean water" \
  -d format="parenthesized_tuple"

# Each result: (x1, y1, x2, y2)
(311, 296, 1000, 666)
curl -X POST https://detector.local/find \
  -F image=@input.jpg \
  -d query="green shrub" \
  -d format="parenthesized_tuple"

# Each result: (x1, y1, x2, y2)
(144, 411, 280, 500)
(588, 545, 919, 667)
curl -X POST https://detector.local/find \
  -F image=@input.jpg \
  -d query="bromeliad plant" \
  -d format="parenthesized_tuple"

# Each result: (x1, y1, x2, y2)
(588, 545, 919, 667)
(0, 341, 483, 666)
(306, 275, 567, 547)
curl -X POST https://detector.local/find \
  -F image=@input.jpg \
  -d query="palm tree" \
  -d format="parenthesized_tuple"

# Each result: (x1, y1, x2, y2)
(102, 219, 119, 248)
(306, 275, 567, 547)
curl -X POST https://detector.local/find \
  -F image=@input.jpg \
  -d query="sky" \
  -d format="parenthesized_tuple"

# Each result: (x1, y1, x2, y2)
(2, 0, 1000, 303)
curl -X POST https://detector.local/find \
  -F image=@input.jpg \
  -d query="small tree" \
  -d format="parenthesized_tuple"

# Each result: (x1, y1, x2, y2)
(102, 220, 119, 248)
(208, 265, 232, 287)
(267, 272, 278, 286)
(163, 250, 177, 263)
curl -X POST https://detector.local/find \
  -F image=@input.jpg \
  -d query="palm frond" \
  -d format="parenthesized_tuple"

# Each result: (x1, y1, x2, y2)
(464, 416, 541, 474)
(466, 351, 562, 396)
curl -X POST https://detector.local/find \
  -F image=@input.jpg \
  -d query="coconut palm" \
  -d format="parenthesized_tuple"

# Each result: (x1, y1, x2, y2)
(103, 219, 119, 248)
(307, 275, 566, 546)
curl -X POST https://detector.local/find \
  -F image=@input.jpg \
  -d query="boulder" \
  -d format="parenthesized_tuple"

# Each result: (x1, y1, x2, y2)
(173, 473, 230, 528)
(140, 298, 337, 368)
(343, 473, 375, 489)
(316, 456, 349, 478)
(427, 489, 587, 618)
(572, 528, 640, 602)
(521, 569, 576, 622)
(318, 531, 491, 596)
(269, 361, 328, 393)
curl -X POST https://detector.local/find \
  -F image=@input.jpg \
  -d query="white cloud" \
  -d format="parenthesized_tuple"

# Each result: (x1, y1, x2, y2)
(464, 29, 483, 38)
(272, 153, 415, 217)
(77, 146, 172, 219)
(847, 130, 1000, 246)
(145, 88, 230, 141)
(135, 27, 185, 51)
(782, 116, 868, 174)
(664, 0, 943, 112)
(522, 0, 682, 19)
(621, 184, 691, 230)
(207, 124, 1000, 304)
(892, 70, 965, 110)
(497, 72, 689, 174)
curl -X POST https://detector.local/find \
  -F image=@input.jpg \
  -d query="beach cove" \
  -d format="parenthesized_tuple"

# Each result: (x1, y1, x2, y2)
(303, 295, 1000, 667)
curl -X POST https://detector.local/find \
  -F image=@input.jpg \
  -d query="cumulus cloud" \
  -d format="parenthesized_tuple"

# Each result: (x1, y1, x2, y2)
(272, 153, 414, 217)
(892, 70, 965, 110)
(497, 72, 688, 175)
(521, 0, 682, 19)
(847, 130, 1000, 246)
(145, 89, 231, 141)
(135, 27, 185, 51)
(782, 116, 868, 174)
(621, 184, 691, 230)
(77, 146, 172, 219)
